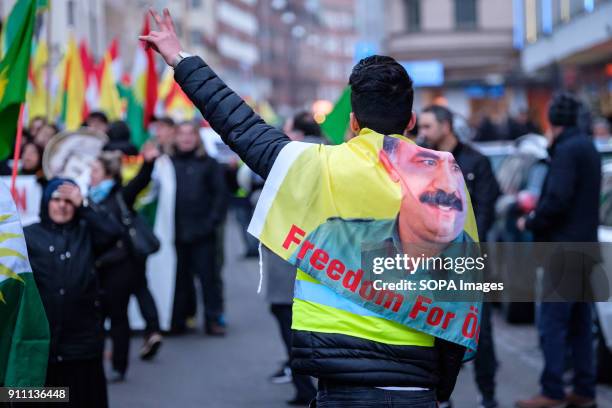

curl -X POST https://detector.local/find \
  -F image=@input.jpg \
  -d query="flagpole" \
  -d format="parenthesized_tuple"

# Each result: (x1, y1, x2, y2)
(10, 104, 25, 196)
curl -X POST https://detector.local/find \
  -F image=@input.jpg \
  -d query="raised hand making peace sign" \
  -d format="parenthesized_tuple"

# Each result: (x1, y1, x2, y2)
(139, 8, 184, 67)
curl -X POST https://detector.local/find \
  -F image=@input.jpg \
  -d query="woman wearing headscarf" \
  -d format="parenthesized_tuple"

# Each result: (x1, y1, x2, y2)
(24, 179, 122, 408)
(89, 143, 161, 382)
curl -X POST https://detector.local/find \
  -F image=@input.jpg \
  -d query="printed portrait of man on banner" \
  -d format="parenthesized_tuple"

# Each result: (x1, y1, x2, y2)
(249, 130, 483, 352)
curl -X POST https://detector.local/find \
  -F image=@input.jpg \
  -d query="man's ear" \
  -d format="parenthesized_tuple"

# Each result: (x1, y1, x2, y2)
(379, 150, 400, 183)
(442, 119, 452, 136)
(350, 112, 361, 135)
(403, 112, 417, 136)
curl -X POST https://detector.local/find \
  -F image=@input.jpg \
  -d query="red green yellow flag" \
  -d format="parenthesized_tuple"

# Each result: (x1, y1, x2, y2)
(99, 48, 123, 121)
(61, 36, 87, 131)
(127, 15, 158, 147)
(26, 39, 48, 120)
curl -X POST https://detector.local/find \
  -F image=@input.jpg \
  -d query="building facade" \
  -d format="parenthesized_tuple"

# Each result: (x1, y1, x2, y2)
(1, 0, 363, 120)
(517, 0, 612, 122)
(384, 0, 523, 123)
(254, 0, 357, 115)
(1, 0, 106, 64)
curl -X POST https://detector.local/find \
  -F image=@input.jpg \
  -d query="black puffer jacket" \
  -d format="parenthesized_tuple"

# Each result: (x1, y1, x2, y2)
(452, 142, 500, 241)
(24, 199, 122, 362)
(292, 331, 463, 395)
(175, 56, 465, 400)
(172, 150, 228, 244)
(526, 127, 601, 242)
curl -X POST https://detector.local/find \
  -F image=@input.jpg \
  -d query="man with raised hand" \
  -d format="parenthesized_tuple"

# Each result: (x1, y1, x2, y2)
(141, 9, 474, 407)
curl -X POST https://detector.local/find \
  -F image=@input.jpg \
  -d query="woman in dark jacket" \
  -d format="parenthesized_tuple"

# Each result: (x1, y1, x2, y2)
(24, 178, 122, 408)
(89, 144, 161, 382)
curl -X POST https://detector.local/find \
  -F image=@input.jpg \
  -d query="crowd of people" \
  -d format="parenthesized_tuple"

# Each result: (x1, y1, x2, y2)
(4, 102, 340, 407)
(7, 81, 610, 408)
(3, 7, 611, 408)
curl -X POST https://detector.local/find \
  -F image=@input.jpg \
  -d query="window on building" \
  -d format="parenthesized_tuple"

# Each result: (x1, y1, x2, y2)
(455, 0, 477, 30)
(538, 0, 553, 34)
(191, 0, 203, 8)
(404, 0, 421, 32)
(569, 0, 584, 16)
(67, 0, 75, 27)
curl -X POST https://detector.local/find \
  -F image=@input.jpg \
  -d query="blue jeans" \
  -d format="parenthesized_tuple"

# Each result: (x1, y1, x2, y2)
(313, 384, 437, 408)
(538, 302, 596, 400)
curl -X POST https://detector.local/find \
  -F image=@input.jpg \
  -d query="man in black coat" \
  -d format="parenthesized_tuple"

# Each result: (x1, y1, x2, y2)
(25, 178, 122, 408)
(171, 122, 228, 335)
(420, 105, 501, 408)
(516, 93, 601, 408)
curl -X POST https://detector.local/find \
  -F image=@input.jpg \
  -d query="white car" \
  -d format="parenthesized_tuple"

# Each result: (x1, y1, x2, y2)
(596, 161, 612, 383)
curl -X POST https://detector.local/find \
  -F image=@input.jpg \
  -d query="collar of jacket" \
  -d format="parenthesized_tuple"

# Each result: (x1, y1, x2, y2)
(173, 144, 207, 159)
(451, 139, 464, 158)
(548, 126, 580, 157)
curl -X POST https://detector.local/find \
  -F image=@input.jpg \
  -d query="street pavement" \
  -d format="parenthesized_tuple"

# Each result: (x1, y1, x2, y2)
(109, 215, 612, 408)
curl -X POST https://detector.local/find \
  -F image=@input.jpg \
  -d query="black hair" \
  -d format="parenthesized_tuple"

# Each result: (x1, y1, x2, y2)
(408, 116, 419, 138)
(349, 55, 414, 135)
(422, 105, 454, 134)
(107, 120, 131, 141)
(292, 111, 321, 137)
(87, 111, 109, 124)
(96, 150, 123, 182)
(43, 123, 59, 134)
(21, 141, 43, 174)
(29, 116, 47, 126)
(548, 92, 580, 128)
(21, 129, 33, 144)
(177, 121, 199, 132)
(155, 116, 176, 127)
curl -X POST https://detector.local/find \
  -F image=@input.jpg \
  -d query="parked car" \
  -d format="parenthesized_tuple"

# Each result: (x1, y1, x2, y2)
(596, 161, 612, 384)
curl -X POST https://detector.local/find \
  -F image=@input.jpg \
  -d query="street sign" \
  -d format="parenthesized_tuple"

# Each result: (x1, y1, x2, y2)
(400, 60, 444, 87)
